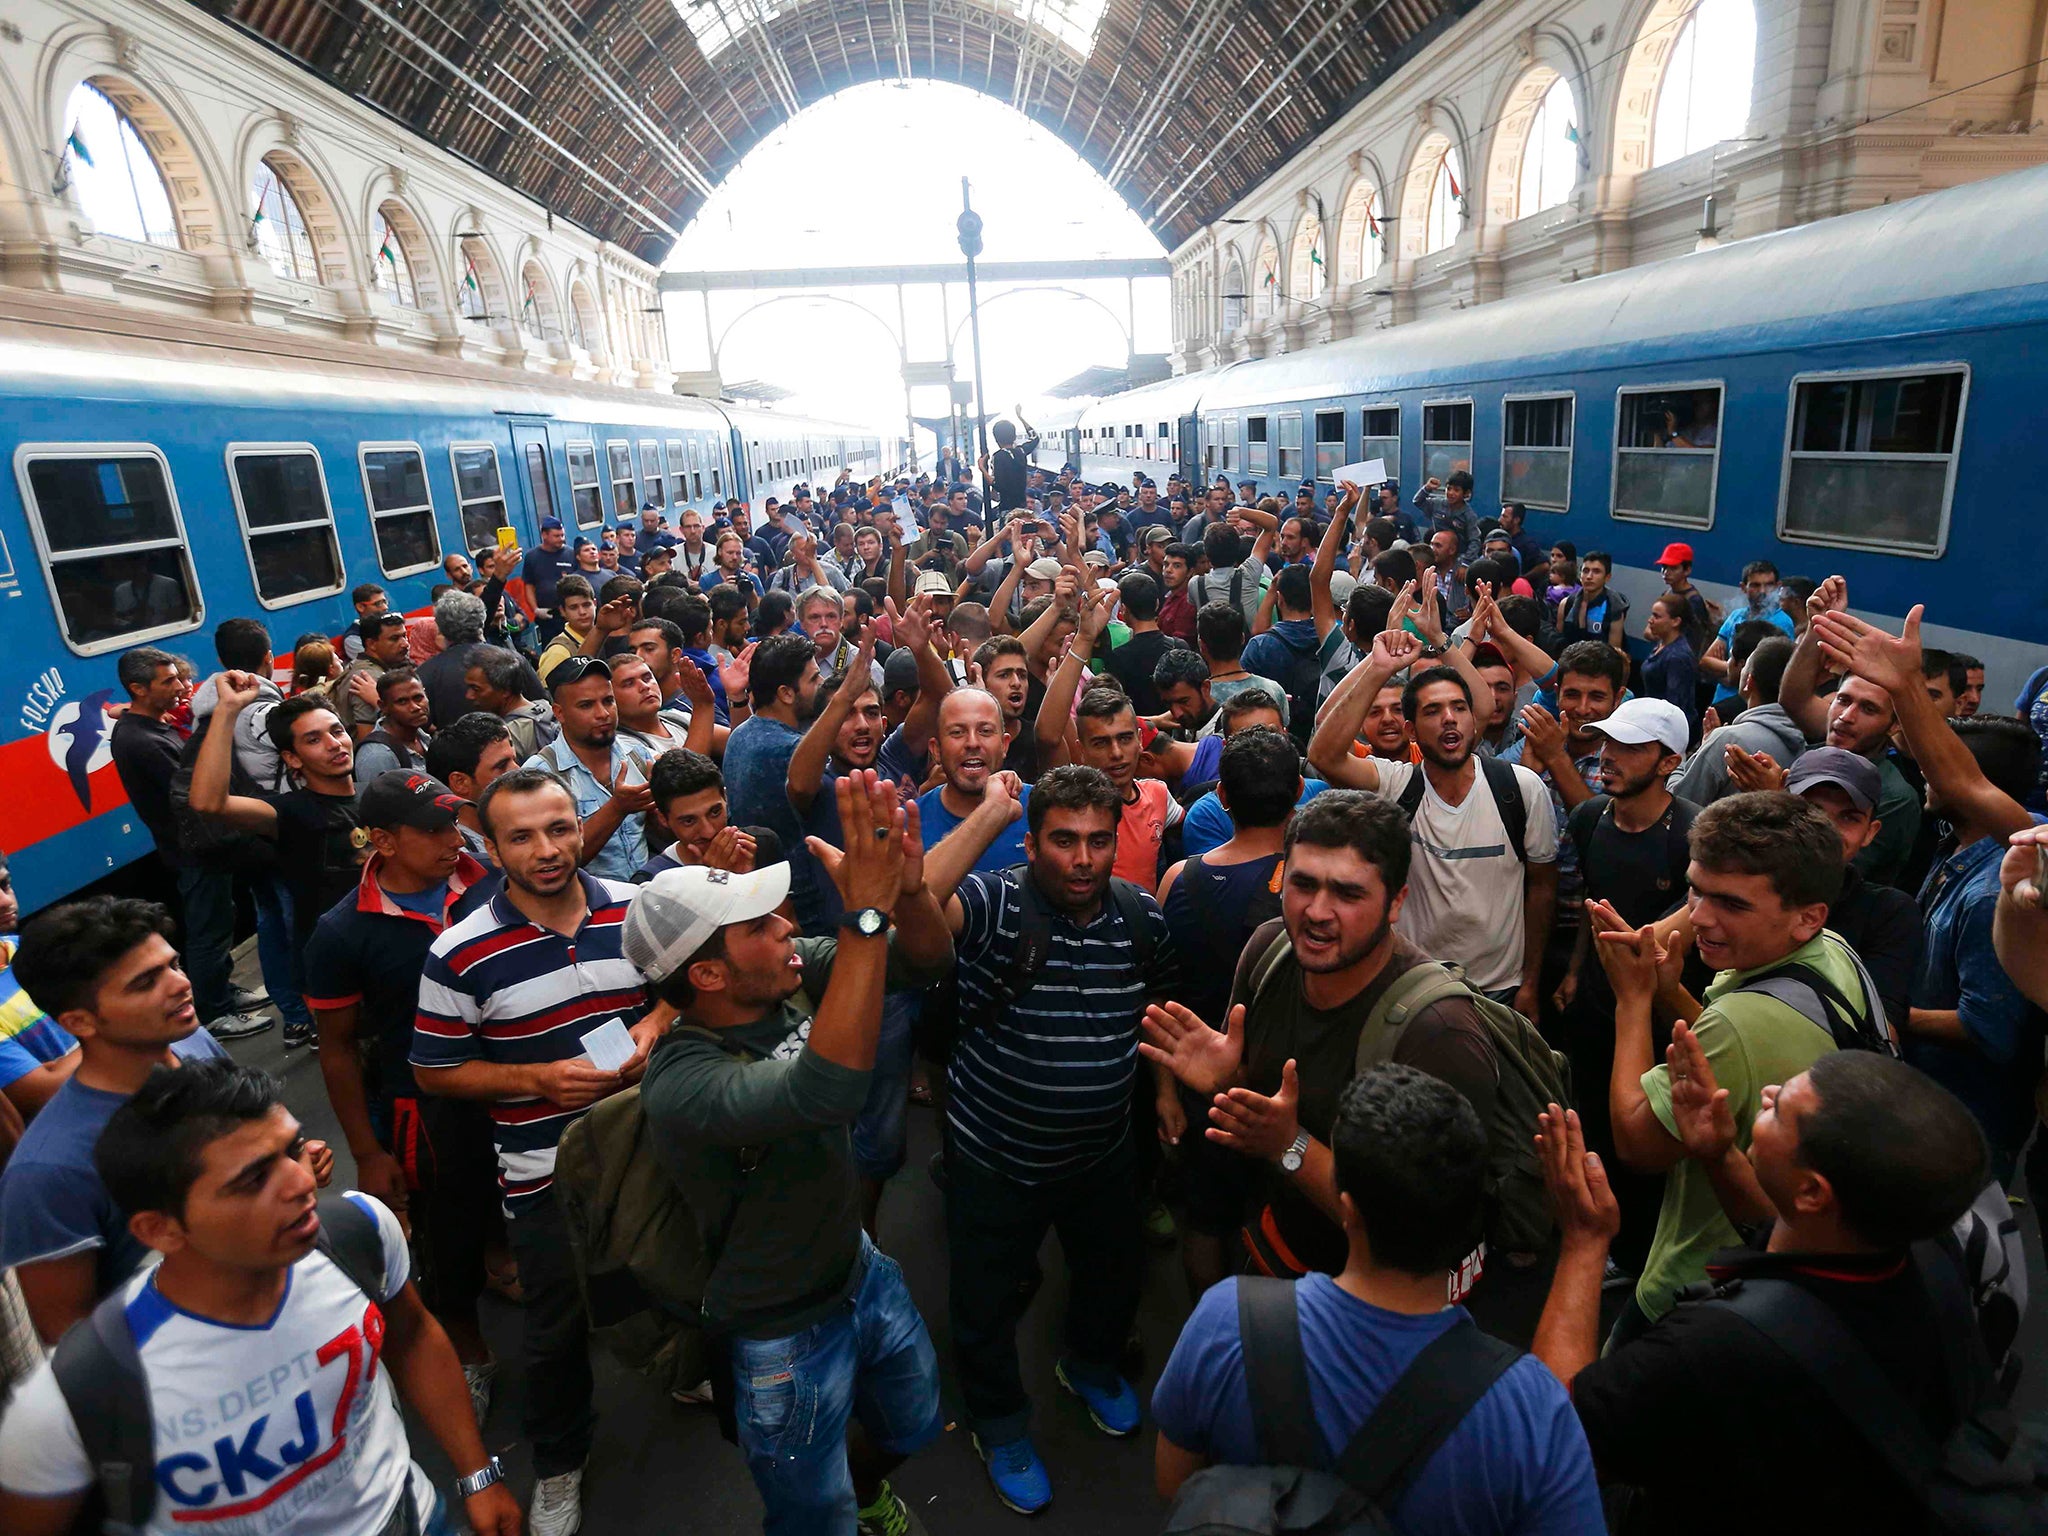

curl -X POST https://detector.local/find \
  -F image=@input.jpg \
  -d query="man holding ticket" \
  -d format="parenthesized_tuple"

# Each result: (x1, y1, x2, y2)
(631, 770, 955, 1536)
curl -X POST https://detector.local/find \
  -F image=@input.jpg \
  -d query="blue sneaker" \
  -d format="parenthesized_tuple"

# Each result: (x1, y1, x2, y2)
(971, 1432, 1051, 1515)
(1055, 1358, 1141, 1437)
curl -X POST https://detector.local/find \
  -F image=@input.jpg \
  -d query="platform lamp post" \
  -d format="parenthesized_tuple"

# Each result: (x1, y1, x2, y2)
(957, 178, 990, 468)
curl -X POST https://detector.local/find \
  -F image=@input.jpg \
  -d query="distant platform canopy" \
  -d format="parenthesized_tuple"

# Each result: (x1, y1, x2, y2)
(1046, 355, 1171, 398)
(211, 0, 1479, 261)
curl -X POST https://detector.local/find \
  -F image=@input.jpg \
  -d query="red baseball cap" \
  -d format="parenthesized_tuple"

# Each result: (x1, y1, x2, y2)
(1656, 542, 1694, 567)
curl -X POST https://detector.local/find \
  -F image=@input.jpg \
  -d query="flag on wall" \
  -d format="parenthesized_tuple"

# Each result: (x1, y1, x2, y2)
(64, 125, 93, 168)
(1310, 245, 1323, 268)
(377, 231, 395, 266)
(1444, 154, 1463, 202)
(1366, 198, 1381, 239)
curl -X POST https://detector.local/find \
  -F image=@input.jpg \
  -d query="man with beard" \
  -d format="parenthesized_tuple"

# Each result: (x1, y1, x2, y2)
(725, 634, 828, 929)
(916, 689, 1031, 875)
(1138, 791, 1509, 1329)
(1310, 631, 1558, 1016)
(352, 666, 435, 780)
(610, 652, 713, 761)
(927, 766, 1180, 1515)
(524, 656, 654, 884)
(412, 768, 664, 1536)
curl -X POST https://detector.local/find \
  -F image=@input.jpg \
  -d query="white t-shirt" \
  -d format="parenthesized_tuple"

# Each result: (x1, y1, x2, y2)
(0, 1193, 431, 1536)
(1370, 758, 1558, 993)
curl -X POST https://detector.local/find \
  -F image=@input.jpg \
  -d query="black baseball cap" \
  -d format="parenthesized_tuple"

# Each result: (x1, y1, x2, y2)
(359, 770, 465, 831)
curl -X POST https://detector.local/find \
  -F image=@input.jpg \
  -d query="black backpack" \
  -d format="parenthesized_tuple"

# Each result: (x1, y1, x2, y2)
(49, 1194, 391, 1533)
(1164, 1277, 1521, 1534)
(1698, 1243, 2048, 1534)
(1730, 931, 1900, 1056)
(912, 867, 1156, 1065)
(167, 711, 278, 874)
(1394, 753, 1529, 864)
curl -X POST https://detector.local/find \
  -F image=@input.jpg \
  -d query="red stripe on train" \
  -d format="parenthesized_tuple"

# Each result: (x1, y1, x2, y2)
(0, 731, 131, 856)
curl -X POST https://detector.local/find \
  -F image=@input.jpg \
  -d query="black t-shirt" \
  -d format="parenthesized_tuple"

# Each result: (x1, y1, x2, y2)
(274, 789, 367, 943)
(1825, 864, 1922, 1037)
(1105, 629, 1175, 717)
(1573, 1241, 1965, 1536)
(109, 713, 186, 864)
(987, 438, 1038, 513)
(1566, 794, 1699, 929)
(1233, 925, 1498, 1273)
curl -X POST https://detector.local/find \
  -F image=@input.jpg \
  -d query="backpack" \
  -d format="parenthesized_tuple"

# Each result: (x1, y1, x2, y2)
(1245, 937, 1571, 1259)
(167, 711, 278, 874)
(50, 1194, 390, 1533)
(1191, 567, 1247, 619)
(1945, 1180, 2029, 1397)
(1698, 1243, 2048, 1535)
(1730, 931, 1899, 1055)
(1394, 753, 1529, 865)
(911, 867, 1157, 1066)
(1260, 634, 1324, 752)
(1163, 1277, 1521, 1535)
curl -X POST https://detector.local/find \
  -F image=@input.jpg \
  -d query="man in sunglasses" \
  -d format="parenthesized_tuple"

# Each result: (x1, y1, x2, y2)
(522, 656, 655, 883)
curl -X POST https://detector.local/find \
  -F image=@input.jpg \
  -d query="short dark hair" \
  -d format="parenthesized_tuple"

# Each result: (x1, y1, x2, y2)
(1163, 541, 1198, 566)
(1372, 549, 1417, 589)
(1579, 549, 1612, 572)
(1445, 470, 1474, 494)
(1364, 516, 1398, 550)
(597, 574, 643, 609)
(1025, 763, 1120, 838)
(1951, 715, 2042, 804)
(96, 1058, 284, 1219)
(1740, 634, 1795, 700)
(1690, 791, 1843, 910)
(1495, 594, 1543, 639)
(1286, 789, 1412, 892)
(1117, 571, 1161, 621)
(1152, 647, 1209, 692)
(748, 632, 815, 707)
(12, 896, 177, 1017)
(1345, 582, 1394, 641)
(425, 712, 512, 784)
(1075, 685, 1135, 728)
(708, 586, 748, 626)
(1273, 564, 1312, 614)
(1401, 664, 1471, 722)
(556, 574, 595, 605)
(351, 582, 385, 606)
(1330, 1064, 1487, 1275)
(1219, 689, 1287, 732)
(1741, 559, 1780, 585)
(477, 764, 574, 839)
(1921, 647, 1967, 698)
(1202, 523, 1243, 568)
(213, 617, 271, 672)
(361, 611, 407, 644)
(648, 747, 724, 812)
(1464, 556, 1516, 595)
(1550, 539, 1577, 561)
(631, 616, 686, 657)
(1556, 639, 1626, 694)
(118, 645, 178, 696)
(1220, 728, 1301, 827)
(1796, 1052, 1988, 1248)
(755, 589, 794, 636)
(375, 664, 421, 702)
(266, 694, 338, 759)
(1954, 652, 1983, 674)
(1196, 600, 1248, 660)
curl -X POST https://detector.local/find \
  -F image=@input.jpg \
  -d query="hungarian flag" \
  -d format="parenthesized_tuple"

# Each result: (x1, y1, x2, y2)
(1310, 245, 1323, 268)
(377, 231, 396, 266)
(65, 125, 93, 168)
(1366, 198, 1381, 240)
(1444, 154, 1463, 201)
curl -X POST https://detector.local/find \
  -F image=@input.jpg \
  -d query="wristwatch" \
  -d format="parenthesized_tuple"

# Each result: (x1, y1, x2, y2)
(454, 1457, 505, 1499)
(839, 906, 889, 938)
(1278, 1129, 1311, 1174)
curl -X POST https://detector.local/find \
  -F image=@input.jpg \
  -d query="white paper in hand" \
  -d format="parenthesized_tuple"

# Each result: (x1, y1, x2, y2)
(1332, 458, 1389, 490)
(581, 1016, 636, 1073)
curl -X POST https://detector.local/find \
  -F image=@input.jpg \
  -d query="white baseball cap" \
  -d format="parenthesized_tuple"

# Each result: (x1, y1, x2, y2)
(622, 863, 790, 983)
(1024, 557, 1064, 581)
(1584, 697, 1691, 758)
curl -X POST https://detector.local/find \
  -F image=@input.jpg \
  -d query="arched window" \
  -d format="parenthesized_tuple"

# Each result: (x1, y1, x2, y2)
(1424, 145, 1464, 254)
(250, 157, 319, 283)
(1336, 180, 1383, 286)
(521, 263, 559, 340)
(1222, 257, 1246, 332)
(458, 248, 489, 321)
(1653, 0, 1757, 167)
(1253, 235, 1280, 318)
(1516, 76, 1580, 219)
(62, 81, 178, 248)
(1287, 211, 1323, 304)
(372, 205, 418, 308)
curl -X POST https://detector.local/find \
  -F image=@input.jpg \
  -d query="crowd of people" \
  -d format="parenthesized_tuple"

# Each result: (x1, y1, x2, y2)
(0, 426, 2043, 1536)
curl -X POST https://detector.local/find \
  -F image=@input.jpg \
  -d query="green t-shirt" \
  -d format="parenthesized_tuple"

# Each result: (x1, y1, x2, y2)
(1853, 754, 1922, 889)
(1633, 930, 1867, 1320)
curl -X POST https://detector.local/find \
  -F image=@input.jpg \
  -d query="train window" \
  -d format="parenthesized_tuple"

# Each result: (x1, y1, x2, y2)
(21, 446, 202, 653)
(1500, 394, 1574, 511)
(449, 443, 510, 550)
(639, 441, 665, 508)
(711, 463, 722, 497)
(1779, 368, 1964, 556)
(523, 445, 557, 525)
(1276, 414, 1304, 481)
(1246, 417, 1270, 476)
(1421, 401, 1473, 485)
(1220, 416, 1240, 473)
(1613, 384, 1723, 529)
(607, 440, 635, 519)
(566, 441, 603, 527)
(226, 446, 344, 607)
(666, 441, 689, 505)
(358, 444, 440, 577)
(1314, 411, 1345, 481)
(1360, 406, 1400, 484)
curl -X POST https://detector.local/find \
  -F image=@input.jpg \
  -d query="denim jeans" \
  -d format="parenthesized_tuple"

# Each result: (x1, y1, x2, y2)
(851, 993, 918, 1182)
(249, 875, 311, 1027)
(731, 1239, 942, 1536)
(174, 864, 236, 1022)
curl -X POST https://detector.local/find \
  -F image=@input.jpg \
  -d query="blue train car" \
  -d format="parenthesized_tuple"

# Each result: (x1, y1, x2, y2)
(0, 325, 880, 912)
(1075, 165, 2048, 693)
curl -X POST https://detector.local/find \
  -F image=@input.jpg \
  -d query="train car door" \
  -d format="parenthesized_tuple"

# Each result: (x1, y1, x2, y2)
(506, 419, 560, 540)
(1177, 415, 1200, 486)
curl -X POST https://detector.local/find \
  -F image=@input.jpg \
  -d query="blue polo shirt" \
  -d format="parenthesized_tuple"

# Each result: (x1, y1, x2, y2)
(916, 784, 1031, 874)
(524, 735, 649, 883)
(522, 545, 577, 611)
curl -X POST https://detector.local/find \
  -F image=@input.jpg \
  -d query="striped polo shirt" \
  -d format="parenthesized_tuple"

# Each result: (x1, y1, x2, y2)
(947, 870, 1178, 1185)
(410, 871, 644, 1213)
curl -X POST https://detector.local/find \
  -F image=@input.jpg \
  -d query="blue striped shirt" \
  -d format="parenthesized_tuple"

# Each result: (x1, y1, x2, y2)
(946, 871, 1179, 1185)
(410, 872, 644, 1213)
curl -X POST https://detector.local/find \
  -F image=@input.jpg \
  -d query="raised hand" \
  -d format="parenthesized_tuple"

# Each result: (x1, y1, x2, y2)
(1806, 573, 1848, 623)
(1371, 626, 1423, 672)
(608, 758, 655, 813)
(1723, 743, 1787, 793)
(1518, 702, 1566, 762)
(1535, 1104, 1619, 1247)
(674, 655, 716, 710)
(1701, 704, 1724, 737)
(1139, 1001, 1244, 1098)
(1414, 572, 1446, 646)
(213, 669, 265, 713)
(718, 640, 757, 701)
(808, 769, 906, 917)
(1594, 914, 1668, 1007)
(1664, 1020, 1736, 1162)
(1207, 1058, 1301, 1162)
(891, 593, 933, 654)
(595, 594, 638, 634)
(1385, 580, 1416, 635)
(2000, 824, 2048, 910)
(1812, 604, 1924, 697)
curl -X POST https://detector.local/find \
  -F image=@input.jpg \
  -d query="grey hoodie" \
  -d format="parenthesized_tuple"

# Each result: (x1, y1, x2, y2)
(189, 675, 289, 794)
(1667, 702, 1810, 806)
